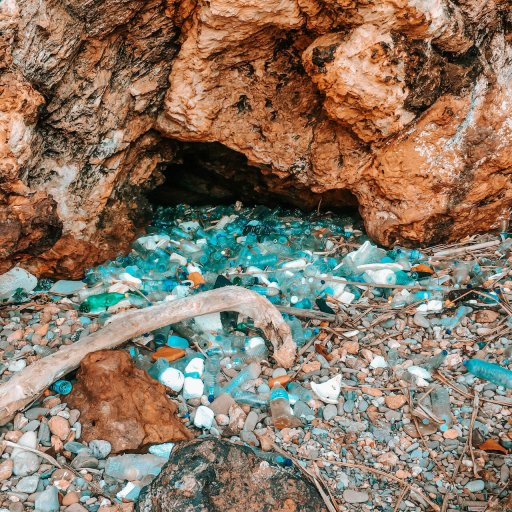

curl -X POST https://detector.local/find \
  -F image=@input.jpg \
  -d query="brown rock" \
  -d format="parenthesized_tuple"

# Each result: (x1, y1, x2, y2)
(475, 310, 500, 323)
(48, 416, 71, 441)
(136, 438, 327, 512)
(66, 350, 193, 453)
(384, 394, 407, 410)
(0, 459, 14, 480)
(2, 0, 512, 277)
(62, 491, 80, 506)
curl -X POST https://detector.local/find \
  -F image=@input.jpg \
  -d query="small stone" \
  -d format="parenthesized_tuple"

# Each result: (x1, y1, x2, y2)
(88, 440, 112, 460)
(215, 414, 229, 426)
(302, 361, 321, 373)
(240, 430, 258, 446)
(395, 469, 411, 479)
(48, 416, 70, 441)
(228, 404, 247, 434)
(15, 474, 40, 493)
(377, 452, 398, 467)
(243, 411, 259, 432)
(362, 387, 383, 397)
(322, 404, 337, 421)
(370, 355, 388, 369)
(62, 491, 80, 506)
(65, 505, 88, 512)
(0, 458, 13, 480)
(443, 429, 459, 440)
(475, 310, 499, 323)
(35, 484, 60, 512)
(209, 393, 236, 415)
(13, 451, 41, 476)
(465, 480, 485, 492)
(384, 394, 407, 410)
(343, 490, 369, 503)
(8, 359, 27, 372)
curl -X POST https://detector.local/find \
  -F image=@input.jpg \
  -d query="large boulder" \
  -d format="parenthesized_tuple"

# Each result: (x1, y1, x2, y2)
(137, 437, 328, 512)
(2, 0, 511, 276)
(67, 350, 193, 453)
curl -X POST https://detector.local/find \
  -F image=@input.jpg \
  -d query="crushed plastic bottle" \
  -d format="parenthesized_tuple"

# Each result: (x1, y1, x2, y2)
(79, 292, 126, 313)
(104, 454, 167, 481)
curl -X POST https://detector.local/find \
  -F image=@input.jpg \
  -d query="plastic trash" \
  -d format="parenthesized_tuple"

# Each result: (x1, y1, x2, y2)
(50, 380, 73, 395)
(222, 362, 261, 395)
(311, 374, 342, 404)
(270, 383, 299, 429)
(430, 387, 452, 432)
(79, 292, 126, 313)
(0, 267, 37, 302)
(464, 359, 512, 389)
(104, 454, 167, 481)
(418, 350, 448, 371)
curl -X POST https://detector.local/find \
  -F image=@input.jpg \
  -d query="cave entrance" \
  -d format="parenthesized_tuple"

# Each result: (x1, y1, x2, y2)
(148, 141, 360, 214)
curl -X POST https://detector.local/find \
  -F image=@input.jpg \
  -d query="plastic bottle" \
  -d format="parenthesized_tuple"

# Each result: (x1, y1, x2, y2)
(430, 387, 452, 432)
(104, 454, 167, 481)
(50, 380, 72, 395)
(287, 382, 314, 404)
(270, 383, 299, 429)
(464, 359, 512, 389)
(250, 447, 292, 466)
(79, 292, 126, 313)
(152, 325, 171, 346)
(203, 356, 221, 402)
(419, 350, 448, 371)
(222, 362, 262, 395)
(232, 390, 269, 407)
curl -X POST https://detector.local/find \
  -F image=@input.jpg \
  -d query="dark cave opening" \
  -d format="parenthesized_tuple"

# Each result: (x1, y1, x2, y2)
(147, 141, 360, 216)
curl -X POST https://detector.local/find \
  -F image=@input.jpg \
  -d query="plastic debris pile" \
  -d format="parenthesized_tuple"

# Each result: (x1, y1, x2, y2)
(1, 204, 512, 511)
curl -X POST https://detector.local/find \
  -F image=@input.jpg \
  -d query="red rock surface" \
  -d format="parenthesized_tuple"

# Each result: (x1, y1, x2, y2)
(67, 350, 193, 453)
(1, 0, 512, 276)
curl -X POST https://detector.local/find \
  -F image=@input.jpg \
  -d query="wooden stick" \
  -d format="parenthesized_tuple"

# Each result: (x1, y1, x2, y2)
(432, 240, 499, 257)
(0, 286, 296, 425)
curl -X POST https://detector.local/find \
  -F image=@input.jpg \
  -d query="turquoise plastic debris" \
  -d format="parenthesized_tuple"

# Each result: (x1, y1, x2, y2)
(464, 359, 512, 389)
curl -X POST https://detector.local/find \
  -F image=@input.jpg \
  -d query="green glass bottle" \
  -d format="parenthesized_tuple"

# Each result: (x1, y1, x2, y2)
(79, 292, 126, 313)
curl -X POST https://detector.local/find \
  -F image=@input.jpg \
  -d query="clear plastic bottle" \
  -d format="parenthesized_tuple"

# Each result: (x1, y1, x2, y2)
(104, 454, 167, 481)
(223, 362, 262, 395)
(269, 383, 299, 429)
(430, 387, 452, 432)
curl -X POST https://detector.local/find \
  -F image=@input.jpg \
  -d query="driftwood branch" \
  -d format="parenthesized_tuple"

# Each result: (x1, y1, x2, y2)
(0, 286, 296, 425)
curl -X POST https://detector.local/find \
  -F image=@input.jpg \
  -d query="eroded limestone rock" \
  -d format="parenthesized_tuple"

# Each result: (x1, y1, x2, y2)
(1, 0, 511, 275)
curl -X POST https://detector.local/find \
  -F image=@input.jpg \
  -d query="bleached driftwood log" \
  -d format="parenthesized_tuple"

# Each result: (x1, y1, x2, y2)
(0, 286, 296, 425)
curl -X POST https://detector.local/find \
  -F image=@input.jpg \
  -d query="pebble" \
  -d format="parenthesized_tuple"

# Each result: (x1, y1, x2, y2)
(343, 490, 369, 503)
(0, 459, 14, 480)
(384, 395, 407, 410)
(12, 452, 41, 476)
(443, 429, 459, 440)
(35, 485, 60, 512)
(48, 416, 70, 440)
(88, 440, 112, 460)
(62, 491, 80, 505)
(243, 411, 259, 432)
(15, 474, 40, 493)
(322, 404, 338, 421)
(465, 480, 485, 492)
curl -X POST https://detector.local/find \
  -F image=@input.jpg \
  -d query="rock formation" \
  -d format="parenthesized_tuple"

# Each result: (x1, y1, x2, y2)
(136, 437, 328, 512)
(1, 0, 511, 276)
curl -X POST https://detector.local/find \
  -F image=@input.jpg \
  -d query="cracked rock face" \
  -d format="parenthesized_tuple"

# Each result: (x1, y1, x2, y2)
(1, 0, 511, 276)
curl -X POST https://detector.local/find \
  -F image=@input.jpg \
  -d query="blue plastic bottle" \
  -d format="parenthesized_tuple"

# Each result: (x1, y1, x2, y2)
(464, 359, 512, 389)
